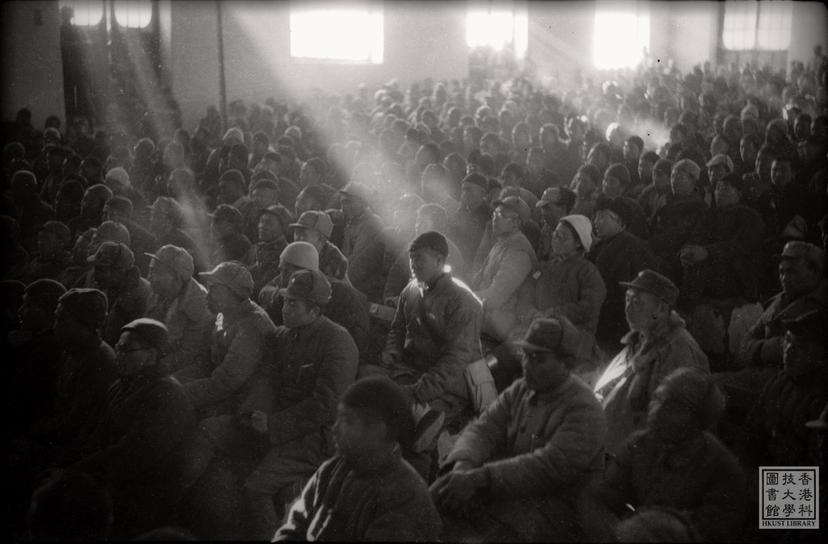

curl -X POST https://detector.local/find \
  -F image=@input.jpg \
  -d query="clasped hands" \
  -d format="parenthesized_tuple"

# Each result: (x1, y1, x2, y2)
(429, 460, 489, 513)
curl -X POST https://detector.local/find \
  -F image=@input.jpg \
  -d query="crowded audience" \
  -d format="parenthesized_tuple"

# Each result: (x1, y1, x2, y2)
(3, 44, 827, 542)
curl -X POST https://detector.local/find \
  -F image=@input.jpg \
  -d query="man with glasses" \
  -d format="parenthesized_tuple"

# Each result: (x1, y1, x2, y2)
(67, 318, 197, 539)
(471, 197, 537, 344)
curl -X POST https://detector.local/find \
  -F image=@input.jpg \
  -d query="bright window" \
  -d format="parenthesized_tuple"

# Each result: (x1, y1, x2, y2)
(290, 5, 383, 64)
(722, 1, 792, 51)
(593, 4, 650, 70)
(60, 0, 103, 26)
(466, 5, 529, 58)
(114, 0, 153, 29)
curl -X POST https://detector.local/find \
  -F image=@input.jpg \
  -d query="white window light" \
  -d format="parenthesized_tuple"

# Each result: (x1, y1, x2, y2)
(114, 0, 153, 29)
(466, 5, 529, 58)
(290, 5, 384, 64)
(60, 0, 104, 27)
(593, 4, 650, 70)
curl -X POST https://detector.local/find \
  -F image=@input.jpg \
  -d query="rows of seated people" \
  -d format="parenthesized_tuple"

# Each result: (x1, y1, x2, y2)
(3, 52, 827, 542)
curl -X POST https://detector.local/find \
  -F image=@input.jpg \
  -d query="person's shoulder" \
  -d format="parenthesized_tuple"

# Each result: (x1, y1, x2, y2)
(242, 300, 278, 333)
(178, 279, 212, 320)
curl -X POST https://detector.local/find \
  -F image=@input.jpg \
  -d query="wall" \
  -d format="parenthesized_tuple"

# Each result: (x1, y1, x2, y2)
(527, 2, 594, 89)
(789, 2, 828, 65)
(170, 1, 470, 131)
(650, 1, 720, 73)
(1, 0, 65, 128)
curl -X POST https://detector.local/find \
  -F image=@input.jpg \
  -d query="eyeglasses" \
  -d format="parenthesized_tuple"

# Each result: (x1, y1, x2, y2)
(492, 210, 518, 220)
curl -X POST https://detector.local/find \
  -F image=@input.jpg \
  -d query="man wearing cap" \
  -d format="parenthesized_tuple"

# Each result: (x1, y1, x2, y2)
(239, 269, 358, 539)
(209, 204, 252, 267)
(175, 261, 276, 417)
(738, 241, 825, 370)
(247, 204, 292, 293)
(66, 184, 113, 239)
(23, 221, 72, 283)
(593, 368, 746, 543)
(648, 159, 709, 285)
(88, 241, 152, 347)
(103, 196, 158, 276)
(29, 288, 117, 461)
(274, 377, 442, 541)
(679, 172, 764, 310)
(590, 195, 658, 355)
(517, 215, 606, 376)
(536, 186, 576, 261)
(742, 310, 827, 470)
(259, 241, 369, 362)
(472, 197, 537, 343)
(8, 279, 66, 438)
(432, 317, 606, 542)
(339, 182, 386, 302)
(638, 157, 672, 223)
(291, 210, 349, 282)
(145, 244, 214, 373)
(594, 270, 709, 455)
(706, 153, 734, 199)
(381, 231, 483, 432)
(66, 318, 197, 539)
(449, 173, 492, 266)
(600, 163, 648, 239)
(239, 177, 280, 243)
(104, 166, 148, 214)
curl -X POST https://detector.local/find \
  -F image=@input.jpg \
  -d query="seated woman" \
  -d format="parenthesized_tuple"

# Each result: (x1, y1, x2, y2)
(274, 376, 441, 542)
(516, 214, 606, 380)
(591, 368, 747, 543)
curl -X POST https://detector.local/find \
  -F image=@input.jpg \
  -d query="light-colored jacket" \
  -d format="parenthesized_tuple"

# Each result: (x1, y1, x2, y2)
(175, 299, 277, 417)
(472, 230, 537, 341)
(445, 375, 606, 541)
(145, 278, 214, 373)
(594, 311, 710, 455)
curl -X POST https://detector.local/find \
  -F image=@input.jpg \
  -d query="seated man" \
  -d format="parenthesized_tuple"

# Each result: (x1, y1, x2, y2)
(145, 244, 214, 373)
(274, 377, 441, 542)
(239, 269, 358, 539)
(592, 368, 746, 543)
(67, 318, 197, 539)
(290, 209, 349, 282)
(208, 204, 252, 267)
(8, 279, 66, 439)
(259, 241, 369, 362)
(88, 241, 152, 347)
(175, 261, 276, 418)
(381, 232, 484, 433)
(590, 196, 658, 355)
(246, 204, 291, 295)
(741, 309, 828, 469)
(430, 317, 606, 542)
(471, 198, 536, 343)
(679, 173, 765, 311)
(594, 270, 709, 455)
(23, 288, 117, 466)
(339, 183, 386, 302)
(737, 241, 825, 369)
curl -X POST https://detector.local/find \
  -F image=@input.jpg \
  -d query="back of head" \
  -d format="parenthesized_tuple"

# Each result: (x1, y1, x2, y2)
(341, 376, 415, 450)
